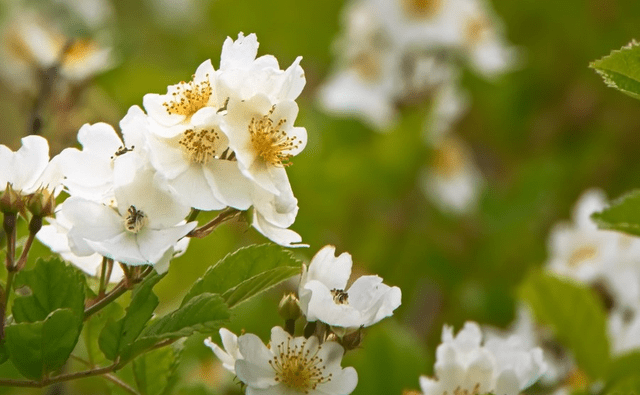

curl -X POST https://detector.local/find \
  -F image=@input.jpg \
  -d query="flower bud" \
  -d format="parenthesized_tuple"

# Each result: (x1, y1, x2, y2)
(278, 292, 302, 321)
(25, 187, 55, 218)
(0, 183, 24, 214)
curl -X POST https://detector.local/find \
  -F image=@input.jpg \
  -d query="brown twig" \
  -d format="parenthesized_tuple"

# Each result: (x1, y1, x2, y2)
(187, 207, 241, 238)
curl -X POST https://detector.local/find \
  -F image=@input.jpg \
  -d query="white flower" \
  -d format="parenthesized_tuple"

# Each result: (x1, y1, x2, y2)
(62, 153, 195, 267)
(223, 94, 307, 196)
(423, 83, 469, 146)
(608, 306, 640, 356)
(57, 121, 144, 204)
(234, 326, 358, 395)
(421, 137, 483, 214)
(143, 59, 220, 129)
(298, 245, 401, 329)
(484, 306, 572, 385)
(419, 322, 547, 395)
(0, 135, 61, 195)
(204, 328, 243, 374)
(546, 189, 640, 310)
(37, 201, 124, 282)
(217, 33, 305, 103)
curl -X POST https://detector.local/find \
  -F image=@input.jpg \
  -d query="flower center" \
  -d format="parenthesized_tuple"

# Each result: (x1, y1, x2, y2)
(162, 75, 212, 117)
(331, 289, 349, 305)
(351, 51, 383, 81)
(62, 38, 99, 66)
(269, 339, 332, 392)
(432, 141, 464, 177)
(179, 128, 221, 164)
(249, 106, 300, 167)
(124, 205, 147, 233)
(464, 16, 491, 47)
(568, 245, 598, 267)
(401, 0, 443, 20)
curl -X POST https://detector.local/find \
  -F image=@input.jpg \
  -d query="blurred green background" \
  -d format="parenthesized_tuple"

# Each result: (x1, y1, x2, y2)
(1, 0, 640, 393)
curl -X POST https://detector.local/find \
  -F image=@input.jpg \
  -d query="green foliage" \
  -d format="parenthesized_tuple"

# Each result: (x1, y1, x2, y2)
(519, 271, 610, 379)
(99, 273, 163, 361)
(5, 308, 82, 380)
(591, 190, 640, 237)
(591, 41, 640, 100)
(183, 243, 302, 309)
(12, 257, 85, 323)
(132, 345, 182, 395)
(604, 352, 640, 394)
(84, 301, 124, 366)
(122, 293, 229, 363)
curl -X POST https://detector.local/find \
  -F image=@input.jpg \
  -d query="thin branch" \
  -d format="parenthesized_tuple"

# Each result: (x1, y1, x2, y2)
(0, 361, 119, 388)
(102, 373, 140, 395)
(187, 207, 241, 238)
(83, 280, 128, 320)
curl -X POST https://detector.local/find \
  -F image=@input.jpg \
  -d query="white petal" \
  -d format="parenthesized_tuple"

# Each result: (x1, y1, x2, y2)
(236, 333, 278, 388)
(494, 370, 521, 395)
(306, 246, 352, 289)
(62, 197, 124, 256)
(0, 135, 49, 192)
(136, 223, 196, 264)
(220, 32, 259, 71)
(203, 160, 253, 210)
(252, 213, 307, 248)
(85, 232, 147, 265)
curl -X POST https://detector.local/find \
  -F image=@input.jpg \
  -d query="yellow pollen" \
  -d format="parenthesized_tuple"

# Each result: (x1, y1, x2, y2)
(465, 16, 491, 47)
(401, 0, 443, 19)
(124, 205, 147, 233)
(568, 245, 598, 267)
(269, 339, 332, 393)
(330, 289, 349, 305)
(351, 51, 382, 81)
(162, 75, 212, 117)
(62, 38, 98, 66)
(249, 107, 301, 167)
(432, 141, 465, 177)
(178, 128, 221, 165)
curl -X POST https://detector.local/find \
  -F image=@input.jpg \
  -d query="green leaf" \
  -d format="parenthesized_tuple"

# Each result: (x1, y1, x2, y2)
(605, 352, 640, 393)
(99, 273, 163, 360)
(122, 293, 230, 363)
(84, 301, 124, 366)
(183, 243, 302, 308)
(606, 374, 640, 395)
(5, 308, 82, 380)
(519, 271, 610, 379)
(591, 190, 640, 237)
(591, 41, 640, 100)
(12, 257, 85, 323)
(132, 345, 182, 395)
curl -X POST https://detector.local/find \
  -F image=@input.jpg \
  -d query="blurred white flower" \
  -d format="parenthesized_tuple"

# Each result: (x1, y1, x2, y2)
(204, 328, 243, 374)
(234, 326, 358, 395)
(419, 322, 547, 395)
(0, 11, 114, 93)
(421, 137, 483, 214)
(546, 189, 640, 310)
(608, 306, 640, 356)
(484, 306, 573, 385)
(298, 245, 401, 329)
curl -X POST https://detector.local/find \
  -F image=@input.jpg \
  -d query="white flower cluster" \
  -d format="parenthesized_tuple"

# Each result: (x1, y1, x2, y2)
(318, 0, 515, 215)
(0, 0, 115, 95)
(318, 0, 517, 132)
(544, 189, 640, 357)
(419, 322, 547, 395)
(1, 32, 309, 280)
(206, 245, 402, 394)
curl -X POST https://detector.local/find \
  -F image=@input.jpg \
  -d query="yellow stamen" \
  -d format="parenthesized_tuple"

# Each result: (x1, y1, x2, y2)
(249, 106, 301, 167)
(162, 75, 212, 117)
(178, 129, 221, 165)
(124, 205, 147, 233)
(401, 0, 443, 20)
(269, 338, 332, 393)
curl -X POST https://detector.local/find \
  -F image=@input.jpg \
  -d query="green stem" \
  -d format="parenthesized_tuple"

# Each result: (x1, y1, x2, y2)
(98, 258, 108, 297)
(186, 208, 201, 223)
(3, 213, 17, 271)
(187, 207, 240, 238)
(14, 218, 40, 272)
